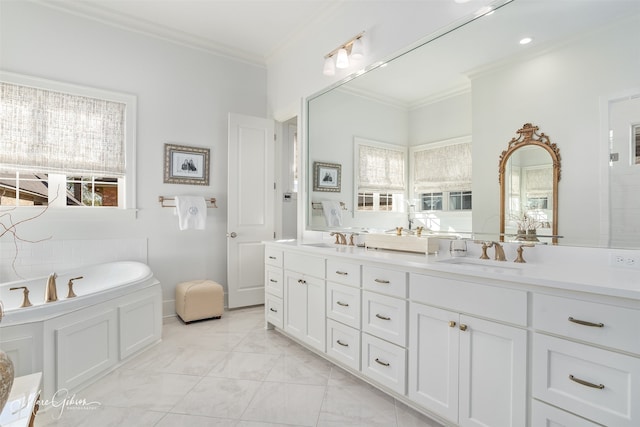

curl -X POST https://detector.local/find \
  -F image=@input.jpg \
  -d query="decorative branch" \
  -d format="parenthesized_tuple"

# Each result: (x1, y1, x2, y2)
(0, 186, 59, 279)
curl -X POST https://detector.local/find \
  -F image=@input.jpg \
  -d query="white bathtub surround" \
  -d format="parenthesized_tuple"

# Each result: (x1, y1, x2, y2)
(0, 238, 147, 283)
(0, 261, 162, 403)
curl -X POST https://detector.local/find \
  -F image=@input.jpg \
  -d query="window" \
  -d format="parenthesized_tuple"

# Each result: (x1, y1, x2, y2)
(0, 72, 136, 209)
(411, 138, 472, 212)
(355, 138, 406, 212)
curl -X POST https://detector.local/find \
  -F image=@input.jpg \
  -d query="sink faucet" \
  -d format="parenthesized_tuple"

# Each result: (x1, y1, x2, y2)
(479, 241, 506, 261)
(330, 232, 347, 245)
(44, 272, 58, 303)
(492, 242, 506, 261)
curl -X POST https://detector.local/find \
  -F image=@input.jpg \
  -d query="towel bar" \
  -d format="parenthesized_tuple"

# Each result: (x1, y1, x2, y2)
(312, 201, 347, 210)
(158, 196, 217, 208)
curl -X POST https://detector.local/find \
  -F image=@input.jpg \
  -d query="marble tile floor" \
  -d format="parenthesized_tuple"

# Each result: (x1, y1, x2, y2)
(35, 306, 444, 427)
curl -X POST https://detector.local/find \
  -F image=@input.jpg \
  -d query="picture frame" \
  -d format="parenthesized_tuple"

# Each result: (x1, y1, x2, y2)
(313, 161, 341, 192)
(164, 143, 210, 185)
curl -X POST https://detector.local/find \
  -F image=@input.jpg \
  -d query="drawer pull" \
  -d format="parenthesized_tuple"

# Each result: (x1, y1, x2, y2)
(268, 256, 276, 260)
(449, 321, 457, 328)
(459, 324, 468, 331)
(336, 339, 349, 347)
(375, 358, 390, 367)
(568, 317, 604, 328)
(336, 301, 349, 307)
(269, 308, 278, 313)
(569, 374, 605, 390)
(375, 314, 391, 321)
(297, 279, 306, 284)
(374, 279, 390, 284)
(269, 279, 278, 283)
(336, 271, 348, 276)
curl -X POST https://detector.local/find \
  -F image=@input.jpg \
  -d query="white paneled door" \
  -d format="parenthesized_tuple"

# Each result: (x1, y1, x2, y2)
(227, 113, 275, 308)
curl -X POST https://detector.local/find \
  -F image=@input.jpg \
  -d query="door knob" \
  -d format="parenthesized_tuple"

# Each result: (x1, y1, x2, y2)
(227, 232, 238, 238)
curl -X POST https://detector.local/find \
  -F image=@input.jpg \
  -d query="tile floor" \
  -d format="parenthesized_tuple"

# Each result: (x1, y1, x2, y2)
(35, 306, 444, 427)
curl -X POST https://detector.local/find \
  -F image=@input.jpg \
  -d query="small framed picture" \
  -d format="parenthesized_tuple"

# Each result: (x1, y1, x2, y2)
(313, 161, 341, 192)
(164, 143, 210, 185)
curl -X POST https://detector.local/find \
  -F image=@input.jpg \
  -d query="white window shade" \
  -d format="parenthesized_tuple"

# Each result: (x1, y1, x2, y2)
(358, 144, 405, 191)
(0, 82, 126, 176)
(524, 166, 552, 196)
(413, 142, 471, 192)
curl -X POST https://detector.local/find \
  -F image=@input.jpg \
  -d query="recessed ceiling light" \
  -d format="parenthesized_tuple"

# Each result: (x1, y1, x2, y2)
(520, 37, 533, 45)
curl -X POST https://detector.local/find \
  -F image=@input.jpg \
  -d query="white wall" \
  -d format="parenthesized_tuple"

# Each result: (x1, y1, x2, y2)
(0, 1, 267, 311)
(267, 0, 496, 120)
(471, 14, 639, 246)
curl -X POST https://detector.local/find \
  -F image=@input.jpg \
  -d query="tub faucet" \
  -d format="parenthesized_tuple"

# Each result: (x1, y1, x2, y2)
(45, 272, 58, 303)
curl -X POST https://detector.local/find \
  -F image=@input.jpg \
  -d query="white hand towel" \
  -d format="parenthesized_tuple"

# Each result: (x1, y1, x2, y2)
(175, 196, 207, 230)
(321, 201, 343, 227)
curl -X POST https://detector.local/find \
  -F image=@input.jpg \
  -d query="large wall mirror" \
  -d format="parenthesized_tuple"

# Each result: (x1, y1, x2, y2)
(305, 0, 640, 248)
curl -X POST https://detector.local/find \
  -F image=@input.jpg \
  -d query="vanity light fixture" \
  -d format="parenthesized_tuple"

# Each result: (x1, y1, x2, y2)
(323, 31, 365, 76)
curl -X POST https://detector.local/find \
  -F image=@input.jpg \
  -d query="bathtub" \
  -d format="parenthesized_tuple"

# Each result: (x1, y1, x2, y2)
(0, 261, 162, 401)
(0, 261, 157, 326)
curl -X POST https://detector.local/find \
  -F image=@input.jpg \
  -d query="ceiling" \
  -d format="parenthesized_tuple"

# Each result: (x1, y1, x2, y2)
(39, 0, 341, 65)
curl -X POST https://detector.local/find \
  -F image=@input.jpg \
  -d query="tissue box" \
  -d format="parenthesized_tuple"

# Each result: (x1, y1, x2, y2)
(364, 234, 440, 254)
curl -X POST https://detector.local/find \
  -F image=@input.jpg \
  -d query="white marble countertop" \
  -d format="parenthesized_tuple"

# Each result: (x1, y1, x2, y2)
(0, 372, 42, 427)
(266, 239, 640, 301)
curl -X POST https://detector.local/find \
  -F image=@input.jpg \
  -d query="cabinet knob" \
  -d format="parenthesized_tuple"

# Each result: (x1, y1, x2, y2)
(297, 279, 306, 284)
(459, 324, 468, 331)
(449, 321, 456, 328)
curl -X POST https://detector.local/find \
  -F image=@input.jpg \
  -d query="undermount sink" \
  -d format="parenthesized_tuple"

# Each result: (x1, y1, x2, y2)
(302, 242, 335, 248)
(438, 257, 526, 273)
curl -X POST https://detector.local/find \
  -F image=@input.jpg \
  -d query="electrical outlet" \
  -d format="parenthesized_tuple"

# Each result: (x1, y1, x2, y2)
(611, 253, 640, 269)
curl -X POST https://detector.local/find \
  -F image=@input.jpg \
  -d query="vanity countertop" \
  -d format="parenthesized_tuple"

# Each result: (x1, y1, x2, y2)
(266, 240, 640, 301)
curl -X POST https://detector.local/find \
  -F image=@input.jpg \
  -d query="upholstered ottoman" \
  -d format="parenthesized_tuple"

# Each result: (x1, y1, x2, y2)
(175, 280, 224, 323)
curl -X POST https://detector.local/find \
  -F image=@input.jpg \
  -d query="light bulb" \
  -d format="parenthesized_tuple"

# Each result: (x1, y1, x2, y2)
(335, 48, 349, 69)
(323, 56, 336, 76)
(351, 37, 364, 60)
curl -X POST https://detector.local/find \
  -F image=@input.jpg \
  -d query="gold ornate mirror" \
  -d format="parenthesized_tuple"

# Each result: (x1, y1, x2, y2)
(499, 123, 561, 244)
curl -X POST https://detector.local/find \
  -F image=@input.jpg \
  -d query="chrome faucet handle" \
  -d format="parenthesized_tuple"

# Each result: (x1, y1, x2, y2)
(67, 276, 84, 298)
(10, 286, 33, 308)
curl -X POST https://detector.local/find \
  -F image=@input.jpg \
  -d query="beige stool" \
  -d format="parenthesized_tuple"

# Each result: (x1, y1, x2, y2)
(175, 280, 224, 323)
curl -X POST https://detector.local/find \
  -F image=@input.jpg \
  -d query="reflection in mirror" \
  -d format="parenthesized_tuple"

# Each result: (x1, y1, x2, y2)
(499, 123, 560, 244)
(305, 0, 640, 248)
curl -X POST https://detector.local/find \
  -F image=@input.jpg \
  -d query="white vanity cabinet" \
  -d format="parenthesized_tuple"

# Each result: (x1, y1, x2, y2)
(532, 293, 640, 427)
(409, 273, 527, 427)
(283, 251, 326, 352)
(325, 258, 361, 370)
(264, 247, 284, 328)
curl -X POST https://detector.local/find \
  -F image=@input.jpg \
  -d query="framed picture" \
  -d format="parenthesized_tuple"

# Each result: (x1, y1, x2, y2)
(313, 161, 341, 192)
(164, 143, 210, 185)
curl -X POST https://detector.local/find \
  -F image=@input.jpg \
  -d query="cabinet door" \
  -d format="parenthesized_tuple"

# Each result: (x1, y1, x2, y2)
(408, 303, 459, 424)
(458, 315, 527, 427)
(305, 275, 326, 352)
(284, 271, 308, 341)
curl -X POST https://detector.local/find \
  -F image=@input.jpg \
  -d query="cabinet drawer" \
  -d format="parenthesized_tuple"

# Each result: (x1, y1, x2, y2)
(265, 295, 283, 328)
(327, 282, 361, 329)
(265, 247, 283, 267)
(362, 291, 407, 347)
(327, 319, 360, 371)
(533, 333, 640, 427)
(326, 258, 360, 287)
(410, 273, 527, 326)
(265, 266, 283, 298)
(531, 399, 600, 427)
(361, 333, 406, 395)
(284, 251, 325, 278)
(363, 266, 407, 298)
(533, 293, 640, 355)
